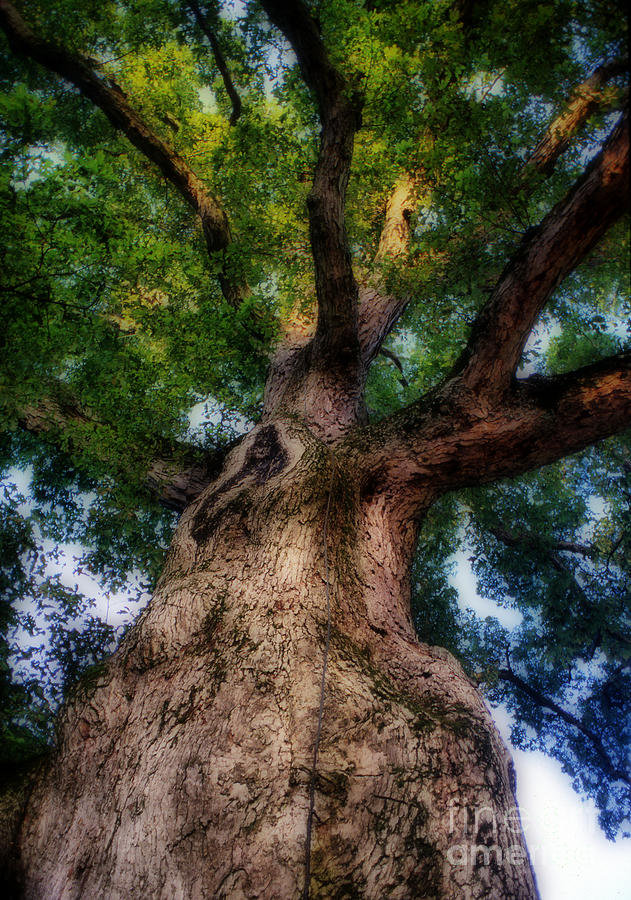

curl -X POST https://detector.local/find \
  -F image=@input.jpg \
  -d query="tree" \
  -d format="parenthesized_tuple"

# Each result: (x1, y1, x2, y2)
(0, 0, 629, 896)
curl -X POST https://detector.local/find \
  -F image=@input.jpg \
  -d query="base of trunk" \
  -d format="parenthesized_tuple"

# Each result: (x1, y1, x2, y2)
(13, 620, 537, 898)
(7, 423, 539, 899)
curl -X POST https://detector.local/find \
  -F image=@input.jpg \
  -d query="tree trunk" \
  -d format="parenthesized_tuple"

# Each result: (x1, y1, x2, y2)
(11, 419, 538, 899)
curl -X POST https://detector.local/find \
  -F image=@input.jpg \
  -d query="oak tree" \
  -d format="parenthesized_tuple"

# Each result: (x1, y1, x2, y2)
(0, 0, 629, 897)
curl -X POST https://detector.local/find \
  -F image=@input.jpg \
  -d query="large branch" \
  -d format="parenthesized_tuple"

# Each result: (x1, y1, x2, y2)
(454, 112, 629, 399)
(358, 283, 410, 368)
(501, 355, 631, 477)
(259, 0, 362, 363)
(356, 352, 631, 516)
(526, 59, 628, 177)
(358, 177, 416, 366)
(487, 524, 597, 564)
(0, 0, 243, 307)
(186, 0, 242, 126)
(15, 393, 225, 512)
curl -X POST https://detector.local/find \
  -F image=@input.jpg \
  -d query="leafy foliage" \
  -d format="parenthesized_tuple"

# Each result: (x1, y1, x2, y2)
(462, 438, 631, 839)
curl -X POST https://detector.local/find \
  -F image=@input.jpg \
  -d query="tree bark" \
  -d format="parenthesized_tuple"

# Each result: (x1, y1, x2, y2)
(454, 111, 629, 398)
(260, 0, 363, 368)
(525, 59, 628, 177)
(10, 418, 539, 899)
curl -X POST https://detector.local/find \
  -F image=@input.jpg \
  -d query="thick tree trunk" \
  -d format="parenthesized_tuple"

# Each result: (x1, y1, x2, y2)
(11, 420, 538, 899)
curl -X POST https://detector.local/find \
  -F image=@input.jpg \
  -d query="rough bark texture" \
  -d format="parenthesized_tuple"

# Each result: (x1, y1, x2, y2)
(12, 421, 538, 899)
(525, 59, 628, 176)
(260, 0, 363, 370)
(454, 111, 629, 397)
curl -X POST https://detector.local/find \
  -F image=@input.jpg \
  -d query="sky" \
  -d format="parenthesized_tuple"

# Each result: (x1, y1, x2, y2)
(512, 744, 631, 900)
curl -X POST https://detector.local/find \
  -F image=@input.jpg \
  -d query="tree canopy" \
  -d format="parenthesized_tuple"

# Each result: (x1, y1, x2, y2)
(0, 0, 629, 842)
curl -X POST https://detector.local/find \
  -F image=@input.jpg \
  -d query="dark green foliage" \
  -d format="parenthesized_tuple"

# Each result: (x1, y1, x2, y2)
(0, 440, 176, 763)
(411, 495, 462, 657)
(463, 439, 630, 839)
(0, 478, 50, 763)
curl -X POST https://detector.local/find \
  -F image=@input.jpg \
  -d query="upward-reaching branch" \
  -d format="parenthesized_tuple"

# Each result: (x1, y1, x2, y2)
(260, 0, 362, 363)
(357, 351, 631, 519)
(356, 113, 629, 507)
(358, 177, 416, 366)
(186, 0, 242, 126)
(0, 0, 244, 307)
(455, 111, 629, 398)
(358, 62, 628, 367)
(526, 59, 628, 176)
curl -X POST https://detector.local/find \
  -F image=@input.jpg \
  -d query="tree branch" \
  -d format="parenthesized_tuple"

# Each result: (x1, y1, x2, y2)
(0, 0, 243, 307)
(454, 111, 629, 399)
(481, 353, 631, 485)
(358, 284, 410, 368)
(497, 666, 631, 786)
(357, 352, 631, 514)
(186, 0, 242, 126)
(358, 63, 628, 368)
(14, 392, 225, 512)
(357, 177, 416, 366)
(379, 347, 409, 388)
(375, 177, 417, 263)
(145, 449, 227, 512)
(526, 59, 628, 177)
(259, 0, 362, 364)
(487, 524, 597, 562)
(356, 111, 629, 501)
